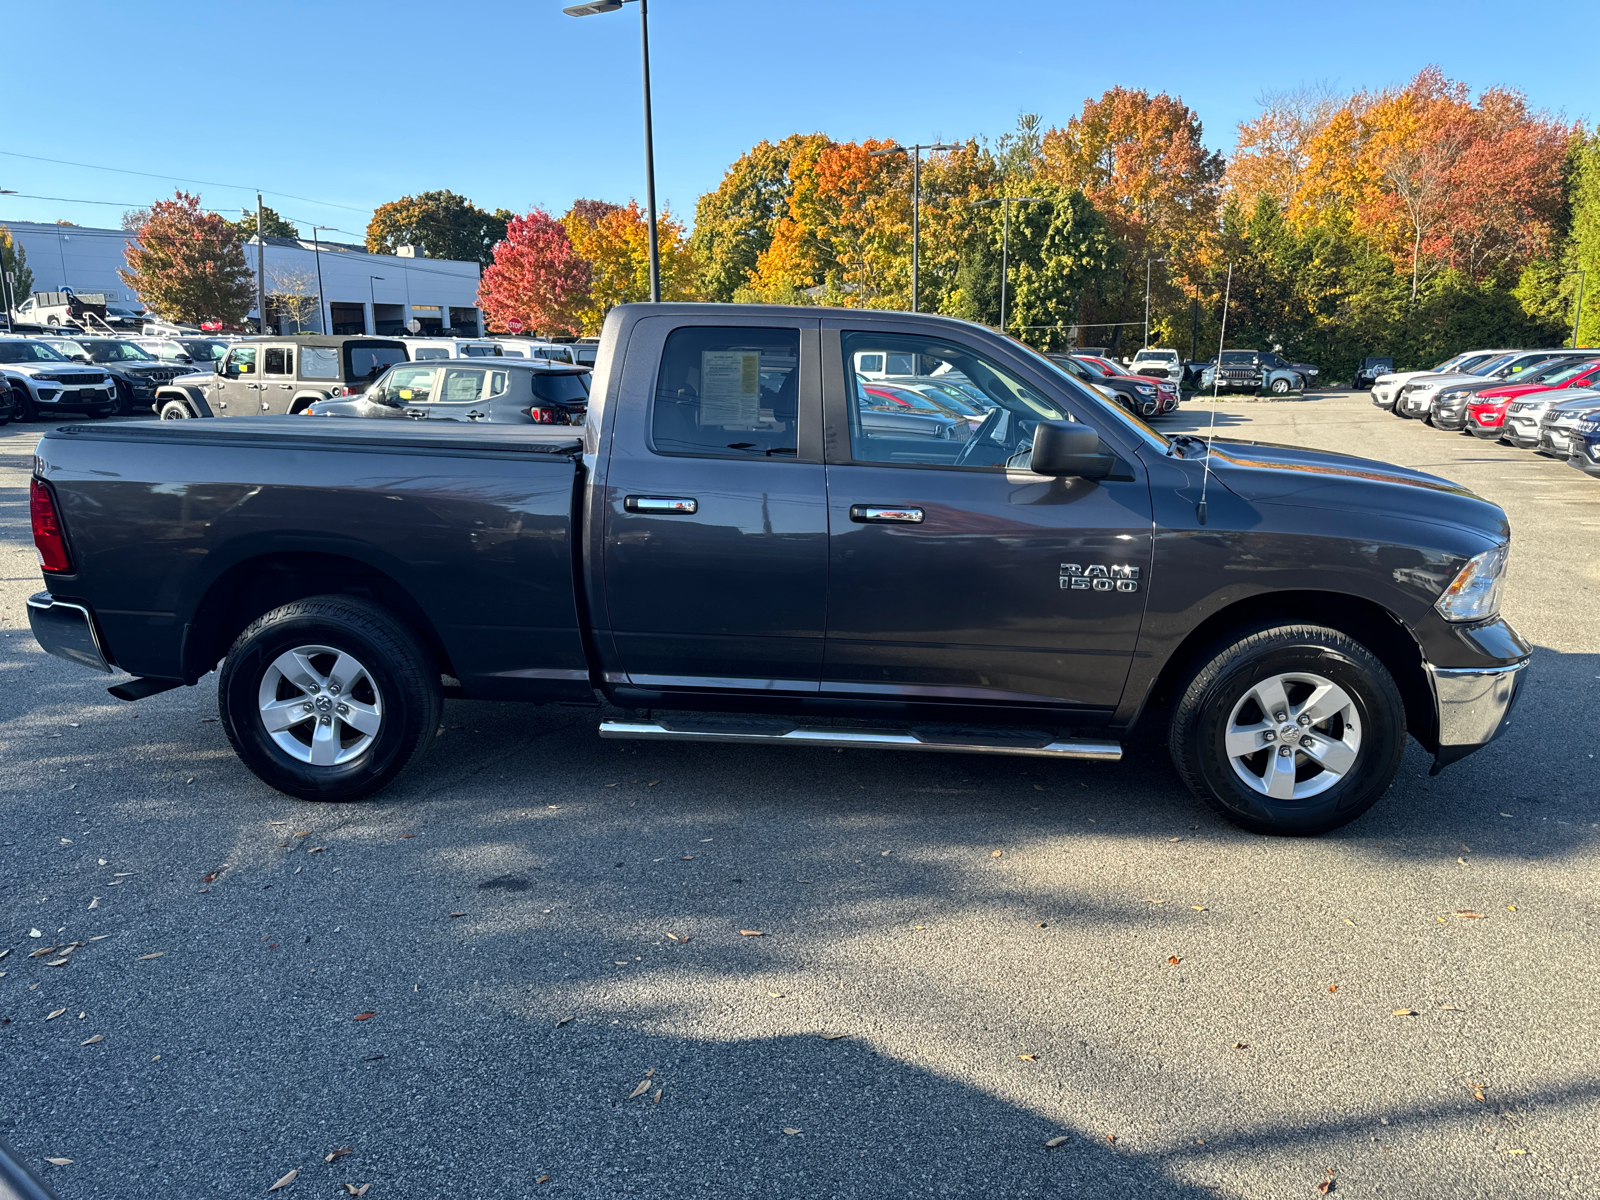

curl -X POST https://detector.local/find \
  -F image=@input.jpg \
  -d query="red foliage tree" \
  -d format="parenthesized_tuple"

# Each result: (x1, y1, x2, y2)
(477, 210, 591, 336)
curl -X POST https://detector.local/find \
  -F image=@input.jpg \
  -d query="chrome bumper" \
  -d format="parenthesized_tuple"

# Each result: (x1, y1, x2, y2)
(26, 591, 112, 674)
(1426, 658, 1526, 774)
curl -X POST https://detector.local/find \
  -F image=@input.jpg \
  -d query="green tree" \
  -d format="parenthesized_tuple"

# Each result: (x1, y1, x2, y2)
(230, 204, 299, 241)
(0, 225, 34, 304)
(1567, 127, 1600, 346)
(119, 191, 255, 325)
(366, 191, 512, 266)
(692, 134, 829, 302)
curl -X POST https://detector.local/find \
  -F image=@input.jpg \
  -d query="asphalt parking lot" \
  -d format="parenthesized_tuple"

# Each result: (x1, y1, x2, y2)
(2, 394, 1597, 1200)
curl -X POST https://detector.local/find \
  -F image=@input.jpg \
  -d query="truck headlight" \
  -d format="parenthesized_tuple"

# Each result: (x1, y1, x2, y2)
(1435, 544, 1508, 623)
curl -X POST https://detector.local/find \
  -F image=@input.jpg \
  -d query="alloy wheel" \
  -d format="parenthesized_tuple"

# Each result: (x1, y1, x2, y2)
(256, 644, 384, 766)
(1223, 671, 1361, 800)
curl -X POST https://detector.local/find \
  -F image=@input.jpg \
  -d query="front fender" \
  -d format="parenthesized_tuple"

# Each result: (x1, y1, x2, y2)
(154, 384, 215, 417)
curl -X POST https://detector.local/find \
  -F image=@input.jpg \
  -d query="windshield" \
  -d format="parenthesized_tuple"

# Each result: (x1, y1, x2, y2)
(0, 341, 67, 363)
(1491, 354, 1556, 379)
(1468, 354, 1516, 376)
(180, 340, 228, 363)
(83, 340, 155, 362)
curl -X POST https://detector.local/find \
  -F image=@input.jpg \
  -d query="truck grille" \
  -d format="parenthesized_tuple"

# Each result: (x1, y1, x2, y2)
(37, 372, 110, 385)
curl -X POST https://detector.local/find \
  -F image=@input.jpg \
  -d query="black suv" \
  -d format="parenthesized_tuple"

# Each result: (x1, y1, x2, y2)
(48, 336, 189, 415)
(154, 335, 409, 419)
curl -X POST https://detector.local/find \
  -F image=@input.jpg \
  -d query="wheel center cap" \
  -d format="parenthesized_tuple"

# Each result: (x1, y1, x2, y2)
(315, 695, 334, 712)
(1281, 724, 1299, 740)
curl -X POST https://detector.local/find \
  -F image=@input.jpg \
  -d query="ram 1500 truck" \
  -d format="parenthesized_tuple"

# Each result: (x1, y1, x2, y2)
(26, 304, 1528, 836)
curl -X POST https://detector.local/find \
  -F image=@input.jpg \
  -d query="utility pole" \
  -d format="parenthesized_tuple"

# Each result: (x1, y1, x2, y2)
(972, 196, 1047, 334)
(311, 226, 333, 334)
(1574, 269, 1587, 349)
(1144, 254, 1166, 349)
(256, 194, 268, 335)
(870, 142, 959, 312)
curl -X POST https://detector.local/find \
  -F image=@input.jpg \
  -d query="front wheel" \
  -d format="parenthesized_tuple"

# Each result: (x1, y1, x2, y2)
(158, 398, 194, 420)
(218, 595, 443, 801)
(1168, 623, 1406, 835)
(1269, 376, 1292, 395)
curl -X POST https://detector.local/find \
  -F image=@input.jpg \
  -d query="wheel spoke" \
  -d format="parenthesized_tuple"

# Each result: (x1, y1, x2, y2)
(1225, 722, 1271, 758)
(260, 697, 312, 734)
(1301, 731, 1357, 776)
(309, 719, 342, 766)
(1250, 676, 1292, 723)
(326, 652, 365, 697)
(1296, 682, 1353, 726)
(1265, 750, 1299, 800)
(339, 700, 382, 737)
(271, 650, 324, 694)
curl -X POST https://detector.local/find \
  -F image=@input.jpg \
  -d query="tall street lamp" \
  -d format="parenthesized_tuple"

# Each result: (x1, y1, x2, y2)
(1144, 255, 1167, 349)
(1566, 269, 1587, 348)
(311, 225, 335, 334)
(368, 276, 384, 335)
(869, 142, 959, 313)
(564, 0, 659, 303)
(971, 196, 1047, 335)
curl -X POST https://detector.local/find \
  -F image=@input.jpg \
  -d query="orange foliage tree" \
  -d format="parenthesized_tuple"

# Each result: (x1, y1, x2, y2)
(561, 199, 698, 333)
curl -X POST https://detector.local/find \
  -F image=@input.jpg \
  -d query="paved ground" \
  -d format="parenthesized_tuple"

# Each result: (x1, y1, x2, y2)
(1, 395, 1596, 1200)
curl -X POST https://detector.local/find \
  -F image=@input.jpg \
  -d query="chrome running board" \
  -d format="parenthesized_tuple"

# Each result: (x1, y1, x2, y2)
(598, 720, 1121, 762)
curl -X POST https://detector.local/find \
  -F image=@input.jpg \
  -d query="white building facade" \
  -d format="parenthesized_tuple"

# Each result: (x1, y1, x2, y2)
(1, 219, 483, 336)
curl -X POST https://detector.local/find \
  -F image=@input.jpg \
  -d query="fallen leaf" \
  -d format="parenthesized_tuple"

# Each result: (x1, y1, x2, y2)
(1393, 1009, 1417, 1017)
(353, 1012, 376, 1021)
(294, 831, 310, 838)
(1457, 857, 1468, 866)
(29, 946, 59, 958)
(1233, 1042, 1248, 1049)
(555, 1017, 572, 1028)
(782, 1127, 801, 1136)
(400, 834, 415, 839)
(652, 1088, 663, 1103)
(628, 1079, 651, 1099)
(1105, 1133, 1116, 1144)
(1316, 1181, 1333, 1195)
(739, 930, 763, 937)
(1455, 911, 1484, 919)
(307, 847, 326, 855)
(0, 949, 7, 960)
(1193, 906, 1207, 912)
(45, 1158, 73, 1166)
(1018, 1054, 1037, 1061)
(89, 935, 109, 941)
(138, 952, 163, 960)
(1044, 1136, 1071, 1148)
(1471, 1085, 1486, 1102)
(767, 992, 783, 998)
(1167, 956, 1181, 965)
(45, 958, 69, 967)
(325, 1148, 353, 1162)
(268, 1168, 298, 1191)
(614, 960, 630, 966)
(46, 1008, 66, 1020)
(1502, 1148, 1527, 1155)
(536, 1177, 550, 1185)
(820, 1032, 847, 1040)
(991, 850, 1003, 858)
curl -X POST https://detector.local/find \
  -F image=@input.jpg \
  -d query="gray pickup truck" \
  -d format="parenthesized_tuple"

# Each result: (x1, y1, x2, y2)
(27, 304, 1527, 835)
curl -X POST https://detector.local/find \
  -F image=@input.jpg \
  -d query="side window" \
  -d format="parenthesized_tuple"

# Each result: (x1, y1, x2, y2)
(651, 326, 801, 459)
(224, 347, 257, 377)
(387, 366, 437, 403)
(487, 371, 508, 397)
(414, 347, 448, 361)
(263, 347, 289, 375)
(842, 331, 1076, 470)
(301, 346, 339, 379)
(439, 367, 485, 402)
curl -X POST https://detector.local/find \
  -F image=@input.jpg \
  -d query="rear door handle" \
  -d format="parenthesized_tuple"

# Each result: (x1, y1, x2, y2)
(625, 496, 698, 514)
(850, 505, 923, 523)
(278, 383, 293, 389)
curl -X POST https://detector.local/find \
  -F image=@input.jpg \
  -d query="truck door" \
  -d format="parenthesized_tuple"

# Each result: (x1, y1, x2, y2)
(599, 318, 827, 693)
(259, 345, 296, 412)
(214, 345, 258, 414)
(819, 323, 1153, 714)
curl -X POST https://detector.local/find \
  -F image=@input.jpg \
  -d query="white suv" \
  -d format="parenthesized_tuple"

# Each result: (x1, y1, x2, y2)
(0, 338, 118, 420)
(1129, 348, 1183, 381)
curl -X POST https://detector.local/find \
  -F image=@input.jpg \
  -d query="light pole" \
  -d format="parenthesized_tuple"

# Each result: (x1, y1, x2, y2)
(869, 142, 959, 313)
(564, 0, 659, 303)
(368, 276, 384, 336)
(971, 196, 1047, 334)
(1567, 269, 1587, 349)
(0, 189, 16, 328)
(1144, 255, 1167, 349)
(311, 225, 335, 334)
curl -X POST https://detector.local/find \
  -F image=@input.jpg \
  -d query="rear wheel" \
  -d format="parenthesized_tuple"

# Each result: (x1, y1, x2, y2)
(218, 596, 442, 801)
(158, 398, 194, 420)
(1269, 376, 1292, 395)
(1169, 623, 1405, 835)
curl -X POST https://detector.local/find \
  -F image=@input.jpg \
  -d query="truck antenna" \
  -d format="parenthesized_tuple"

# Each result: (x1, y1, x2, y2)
(1196, 262, 1232, 526)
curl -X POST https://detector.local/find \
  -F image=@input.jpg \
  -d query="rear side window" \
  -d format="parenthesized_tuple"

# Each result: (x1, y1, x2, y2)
(651, 326, 800, 459)
(301, 347, 339, 379)
(348, 345, 407, 381)
(413, 347, 449, 361)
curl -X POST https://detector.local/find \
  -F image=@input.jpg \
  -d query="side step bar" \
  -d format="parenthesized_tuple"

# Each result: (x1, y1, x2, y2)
(598, 720, 1121, 762)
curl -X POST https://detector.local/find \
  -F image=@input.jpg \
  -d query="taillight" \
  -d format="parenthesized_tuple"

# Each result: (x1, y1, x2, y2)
(526, 406, 559, 424)
(31, 478, 73, 573)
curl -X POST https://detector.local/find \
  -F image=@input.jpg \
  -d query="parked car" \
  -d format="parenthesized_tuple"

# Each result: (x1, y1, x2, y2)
(9, 289, 108, 330)
(1353, 357, 1394, 389)
(134, 335, 231, 368)
(1081, 355, 1180, 414)
(0, 338, 117, 419)
(1049, 353, 1168, 417)
(1369, 350, 1509, 411)
(153, 335, 409, 419)
(491, 338, 591, 365)
(1464, 358, 1600, 439)
(26, 303, 1529, 838)
(1567, 408, 1600, 478)
(1197, 349, 1317, 395)
(1501, 385, 1598, 449)
(0, 373, 23, 424)
(401, 336, 502, 361)
(1393, 350, 1579, 421)
(1128, 347, 1184, 381)
(1533, 390, 1600, 459)
(36, 336, 189, 415)
(306, 359, 590, 425)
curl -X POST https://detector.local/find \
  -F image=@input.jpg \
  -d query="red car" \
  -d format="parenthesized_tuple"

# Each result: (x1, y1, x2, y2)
(1466, 358, 1600, 439)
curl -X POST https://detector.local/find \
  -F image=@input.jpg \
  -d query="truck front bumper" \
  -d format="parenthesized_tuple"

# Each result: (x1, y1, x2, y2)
(26, 591, 112, 674)
(1426, 658, 1526, 774)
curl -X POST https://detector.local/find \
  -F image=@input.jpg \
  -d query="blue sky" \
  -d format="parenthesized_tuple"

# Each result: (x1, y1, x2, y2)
(3, 0, 1596, 241)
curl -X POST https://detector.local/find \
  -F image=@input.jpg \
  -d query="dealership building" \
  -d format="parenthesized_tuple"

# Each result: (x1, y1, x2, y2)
(1, 219, 484, 336)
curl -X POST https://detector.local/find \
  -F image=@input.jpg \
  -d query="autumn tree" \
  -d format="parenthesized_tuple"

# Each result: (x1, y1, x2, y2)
(119, 191, 255, 325)
(1227, 85, 1340, 210)
(366, 191, 512, 266)
(0, 225, 34, 304)
(477, 209, 592, 336)
(561, 199, 698, 333)
(691, 134, 831, 302)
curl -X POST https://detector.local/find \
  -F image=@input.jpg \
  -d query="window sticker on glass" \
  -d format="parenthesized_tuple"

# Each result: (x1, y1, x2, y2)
(699, 350, 761, 425)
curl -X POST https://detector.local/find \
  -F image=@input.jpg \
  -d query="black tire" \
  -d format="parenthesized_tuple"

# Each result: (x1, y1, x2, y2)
(1168, 623, 1406, 836)
(111, 380, 137, 416)
(218, 595, 442, 801)
(158, 398, 194, 420)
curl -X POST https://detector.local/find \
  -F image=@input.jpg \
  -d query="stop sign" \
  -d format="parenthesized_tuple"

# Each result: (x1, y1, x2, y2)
(506, 317, 524, 334)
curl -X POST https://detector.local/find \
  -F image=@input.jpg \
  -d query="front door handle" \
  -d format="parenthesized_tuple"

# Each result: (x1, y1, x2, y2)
(625, 496, 698, 514)
(850, 505, 924, 524)
(278, 383, 293, 389)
